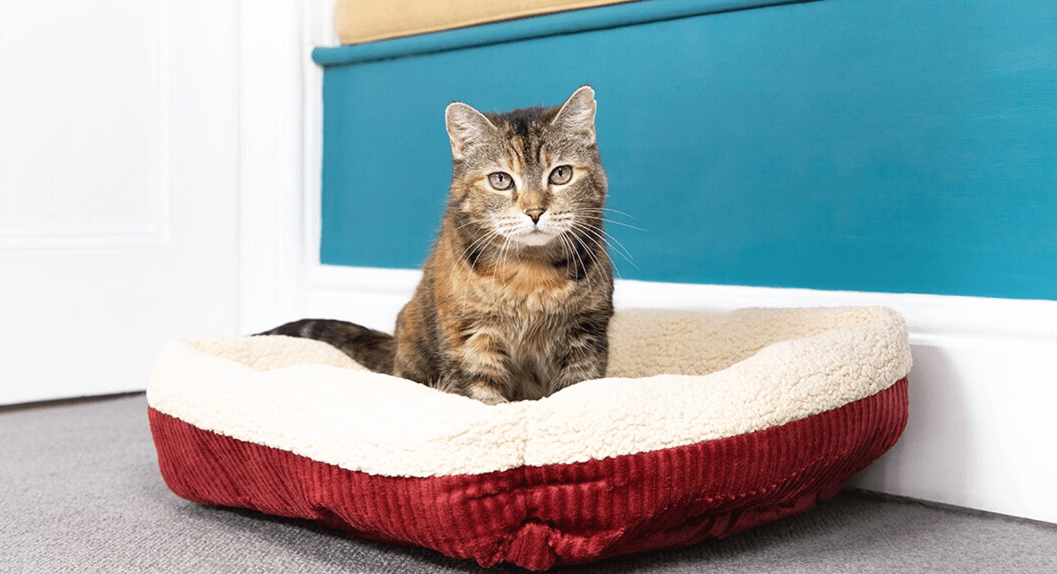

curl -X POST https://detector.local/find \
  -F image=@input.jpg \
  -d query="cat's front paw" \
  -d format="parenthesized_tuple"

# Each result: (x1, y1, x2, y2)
(468, 385, 509, 406)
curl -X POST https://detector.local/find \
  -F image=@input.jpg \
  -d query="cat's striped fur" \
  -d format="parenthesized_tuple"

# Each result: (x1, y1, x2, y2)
(260, 86, 614, 404)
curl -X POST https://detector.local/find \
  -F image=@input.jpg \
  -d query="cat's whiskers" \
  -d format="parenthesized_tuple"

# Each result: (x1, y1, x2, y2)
(567, 233, 591, 279)
(569, 210, 638, 268)
(484, 216, 529, 303)
(451, 225, 504, 296)
(589, 227, 637, 271)
(454, 215, 494, 230)
(567, 220, 634, 279)
(585, 217, 647, 232)
(553, 215, 591, 279)
(577, 206, 640, 219)
(491, 232, 517, 304)
(494, 232, 516, 305)
(576, 207, 643, 227)
(454, 218, 501, 261)
(555, 232, 581, 280)
(560, 233, 579, 278)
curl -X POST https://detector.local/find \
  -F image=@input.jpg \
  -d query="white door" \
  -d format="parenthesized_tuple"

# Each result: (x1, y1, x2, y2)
(0, 1, 240, 404)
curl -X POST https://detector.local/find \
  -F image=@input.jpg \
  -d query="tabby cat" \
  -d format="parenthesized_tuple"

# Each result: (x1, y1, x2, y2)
(262, 86, 614, 404)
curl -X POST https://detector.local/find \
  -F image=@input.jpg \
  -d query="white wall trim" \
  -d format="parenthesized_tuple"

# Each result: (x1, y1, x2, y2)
(236, 1, 313, 335)
(613, 280, 1057, 343)
(236, 0, 337, 336)
(305, 264, 1057, 341)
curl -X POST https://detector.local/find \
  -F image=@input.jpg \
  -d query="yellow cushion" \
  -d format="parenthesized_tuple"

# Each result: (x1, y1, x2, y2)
(336, 0, 639, 44)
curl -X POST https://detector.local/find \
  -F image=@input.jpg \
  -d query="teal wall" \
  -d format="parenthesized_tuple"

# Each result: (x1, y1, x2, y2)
(314, 0, 1057, 300)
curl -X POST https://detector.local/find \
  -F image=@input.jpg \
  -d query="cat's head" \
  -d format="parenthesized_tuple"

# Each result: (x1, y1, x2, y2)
(444, 86, 607, 251)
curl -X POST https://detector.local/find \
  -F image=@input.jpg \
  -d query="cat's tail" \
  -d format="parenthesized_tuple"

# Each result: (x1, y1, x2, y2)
(255, 319, 395, 375)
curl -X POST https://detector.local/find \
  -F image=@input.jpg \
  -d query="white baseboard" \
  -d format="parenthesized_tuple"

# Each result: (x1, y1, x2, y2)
(305, 264, 1057, 524)
(304, 265, 421, 332)
(305, 264, 1057, 341)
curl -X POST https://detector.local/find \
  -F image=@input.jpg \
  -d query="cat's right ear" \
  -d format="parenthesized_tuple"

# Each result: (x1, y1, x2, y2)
(445, 102, 496, 161)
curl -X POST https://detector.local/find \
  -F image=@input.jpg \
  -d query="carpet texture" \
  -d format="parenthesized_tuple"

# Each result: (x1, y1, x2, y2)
(2, 393, 1055, 573)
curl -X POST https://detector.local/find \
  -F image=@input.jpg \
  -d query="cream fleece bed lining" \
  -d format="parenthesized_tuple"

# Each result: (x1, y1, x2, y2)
(147, 306, 911, 478)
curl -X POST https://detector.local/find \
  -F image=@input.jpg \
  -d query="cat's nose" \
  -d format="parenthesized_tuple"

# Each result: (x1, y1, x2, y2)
(525, 207, 546, 224)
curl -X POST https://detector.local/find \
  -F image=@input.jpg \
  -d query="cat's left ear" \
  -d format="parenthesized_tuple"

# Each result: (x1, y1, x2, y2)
(551, 85, 597, 145)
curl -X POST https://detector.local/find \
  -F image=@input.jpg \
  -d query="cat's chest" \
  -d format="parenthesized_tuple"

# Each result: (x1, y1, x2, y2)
(474, 259, 577, 313)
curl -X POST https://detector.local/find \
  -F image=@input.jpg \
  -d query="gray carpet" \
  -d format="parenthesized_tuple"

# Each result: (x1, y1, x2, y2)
(2, 394, 1055, 573)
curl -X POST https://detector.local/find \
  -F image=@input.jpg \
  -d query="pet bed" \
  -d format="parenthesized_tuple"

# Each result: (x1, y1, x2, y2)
(148, 306, 911, 571)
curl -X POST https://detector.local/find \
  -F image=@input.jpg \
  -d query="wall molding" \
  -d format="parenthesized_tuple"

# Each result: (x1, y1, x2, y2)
(236, 0, 311, 335)
(303, 263, 1057, 524)
(306, 263, 1057, 342)
(237, 0, 339, 336)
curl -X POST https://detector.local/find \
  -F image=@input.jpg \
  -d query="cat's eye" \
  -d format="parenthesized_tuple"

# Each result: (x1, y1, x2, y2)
(549, 165, 573, 185)
(488, 172, 514, 191)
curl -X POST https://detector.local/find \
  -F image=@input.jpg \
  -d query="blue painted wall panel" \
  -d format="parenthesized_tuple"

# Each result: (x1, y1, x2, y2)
(317, 0, 1057, 300)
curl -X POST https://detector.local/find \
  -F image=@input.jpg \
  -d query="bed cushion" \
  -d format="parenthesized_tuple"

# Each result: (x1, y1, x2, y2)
(148, 306, 911, 570)
(335, 0, 639, 44)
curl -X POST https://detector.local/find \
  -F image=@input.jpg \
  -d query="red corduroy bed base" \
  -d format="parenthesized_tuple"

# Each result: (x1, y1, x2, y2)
(149, 377, 908, 571)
